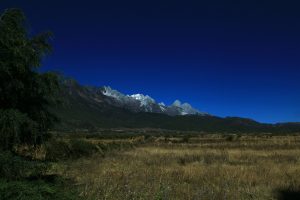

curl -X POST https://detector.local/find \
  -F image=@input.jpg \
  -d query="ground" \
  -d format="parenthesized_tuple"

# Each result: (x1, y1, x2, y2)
(53, 134, 300, 200)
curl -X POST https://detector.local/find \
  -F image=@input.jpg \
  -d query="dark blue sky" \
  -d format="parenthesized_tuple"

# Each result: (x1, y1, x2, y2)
(2, 0, 300, 123)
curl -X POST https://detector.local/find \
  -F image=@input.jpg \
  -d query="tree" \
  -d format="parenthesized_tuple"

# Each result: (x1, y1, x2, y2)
(0, 8, 60, 150)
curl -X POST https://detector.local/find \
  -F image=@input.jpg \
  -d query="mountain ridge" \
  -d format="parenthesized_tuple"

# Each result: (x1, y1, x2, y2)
(51, 77, 300, 133)
(101, 86, 207, 116)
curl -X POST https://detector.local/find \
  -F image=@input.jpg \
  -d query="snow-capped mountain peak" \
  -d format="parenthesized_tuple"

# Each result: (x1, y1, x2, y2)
(101, 86, 207, 116)
(181, 103, 193, 110)
(158, 102, 166, 111)
(171, 100, 202, 115)
(172, 100, 182, 107)
(130, 94, 156, 106)
(158, 102, 166, 106)
(102, 86, 125, 100)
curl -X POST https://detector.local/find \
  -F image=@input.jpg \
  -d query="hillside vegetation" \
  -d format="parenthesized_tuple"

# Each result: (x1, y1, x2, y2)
(53, 78, 300, 134)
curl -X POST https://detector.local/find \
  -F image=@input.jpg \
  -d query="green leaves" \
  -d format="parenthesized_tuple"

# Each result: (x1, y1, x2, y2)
(0, 9, 59, 149)
(0, 109, 38, 150)
(0, 9, 51, 70)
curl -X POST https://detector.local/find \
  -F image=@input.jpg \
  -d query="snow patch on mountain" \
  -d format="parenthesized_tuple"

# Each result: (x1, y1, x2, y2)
(159, 102, 165, 106)
(130, 94, 156, 107)
(101, 86, 206, 116)
(102, 86, 126, 100)
(158, 102, 166, 111)
(171, 100, 201, 115)
(172, 100, 182, 107)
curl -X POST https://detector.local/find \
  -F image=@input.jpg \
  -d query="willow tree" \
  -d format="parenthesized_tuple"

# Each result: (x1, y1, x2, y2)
(0, 9, 60, 150)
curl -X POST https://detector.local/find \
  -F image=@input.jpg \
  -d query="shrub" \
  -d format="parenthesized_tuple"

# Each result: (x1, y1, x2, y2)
(0, 178, 79, 200)
(225, 134, 240, 142)
(0, 110, 38, 151)
(0, 151, 48, 180)
(45, 139, 71, 161)
(45, 139, 102, 161)
(181, 135, 190, 143)
(69, 139, 99, 158)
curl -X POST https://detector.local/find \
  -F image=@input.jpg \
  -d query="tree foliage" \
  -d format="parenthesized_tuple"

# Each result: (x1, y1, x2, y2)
(0, 9, 60, 150)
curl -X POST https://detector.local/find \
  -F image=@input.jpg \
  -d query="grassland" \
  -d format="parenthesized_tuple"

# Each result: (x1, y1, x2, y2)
(52, 134, 300, 200)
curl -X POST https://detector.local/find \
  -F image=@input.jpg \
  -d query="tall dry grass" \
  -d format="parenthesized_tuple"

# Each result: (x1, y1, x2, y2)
(57, 135, 300, 200)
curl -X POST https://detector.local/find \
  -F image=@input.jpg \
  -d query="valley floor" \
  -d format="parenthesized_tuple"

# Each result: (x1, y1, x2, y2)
(57, 135, 300, 200)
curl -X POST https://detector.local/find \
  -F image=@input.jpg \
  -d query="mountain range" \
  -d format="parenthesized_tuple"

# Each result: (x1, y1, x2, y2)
(52, 78, 300, 133)
(100, 86, 206, 116)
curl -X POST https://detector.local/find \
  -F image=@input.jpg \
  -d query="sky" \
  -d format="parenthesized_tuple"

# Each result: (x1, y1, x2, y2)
(1, 0, 300, 123)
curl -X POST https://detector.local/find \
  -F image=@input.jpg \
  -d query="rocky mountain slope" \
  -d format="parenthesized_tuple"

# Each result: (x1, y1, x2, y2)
(101, 86, 207, 116)
(51, 78, 300, 133)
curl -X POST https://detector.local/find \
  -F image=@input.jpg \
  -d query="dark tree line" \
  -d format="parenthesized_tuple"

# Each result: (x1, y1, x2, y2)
(0, 9, 60, 151)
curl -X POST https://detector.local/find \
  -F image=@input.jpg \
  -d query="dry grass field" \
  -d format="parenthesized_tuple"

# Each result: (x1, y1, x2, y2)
(55, 134, 300, 200)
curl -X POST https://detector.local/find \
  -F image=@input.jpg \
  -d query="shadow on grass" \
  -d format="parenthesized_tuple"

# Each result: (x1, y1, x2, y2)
(26, 174, 73, 184)
(277, 189, 300, 200)
(0, 175, 79, 200)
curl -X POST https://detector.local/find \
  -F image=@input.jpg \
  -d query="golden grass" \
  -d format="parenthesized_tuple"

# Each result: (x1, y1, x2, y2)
(56, 135, 300, 200)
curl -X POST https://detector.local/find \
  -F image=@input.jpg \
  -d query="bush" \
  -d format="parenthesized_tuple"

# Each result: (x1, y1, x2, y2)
(69, 139, 99, 158)
(225, 134, 240, 142)
(181, 135, 190, 143)
(45, 139, 101, 161)
(0, 178, 79, 200)
(0, 109, 38, 151)
(45, 139, 71, 161)
(0, 151, 48, 180)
